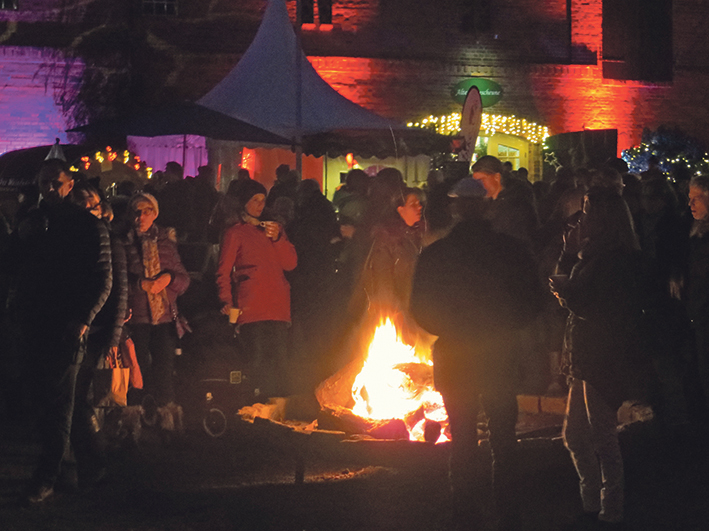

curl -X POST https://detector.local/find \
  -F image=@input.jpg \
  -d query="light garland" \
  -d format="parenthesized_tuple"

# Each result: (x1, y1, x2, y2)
(622, 140, 709, 177)
(408, 112, 550, 144)
(72, 146, 152, 179)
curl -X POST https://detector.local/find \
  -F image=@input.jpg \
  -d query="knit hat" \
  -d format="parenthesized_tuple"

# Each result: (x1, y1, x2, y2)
(471, 155, 503, 175)
(448, 177, 487, 198)
(129, 193, 159, 216)
(234, 179, 267, 207)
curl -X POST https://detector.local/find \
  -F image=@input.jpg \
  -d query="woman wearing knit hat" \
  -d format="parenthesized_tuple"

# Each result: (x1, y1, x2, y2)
(124, 193, 191, 432)
(215, 179, 298, 399)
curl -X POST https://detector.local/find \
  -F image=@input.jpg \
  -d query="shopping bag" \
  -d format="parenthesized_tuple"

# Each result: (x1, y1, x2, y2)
(119, 335, 143, 390)
(109, 367, 130, 407)
(93, 346, 130, 407)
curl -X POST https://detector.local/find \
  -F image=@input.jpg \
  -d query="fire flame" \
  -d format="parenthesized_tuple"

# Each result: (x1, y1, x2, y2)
(351, 318, 448, 443)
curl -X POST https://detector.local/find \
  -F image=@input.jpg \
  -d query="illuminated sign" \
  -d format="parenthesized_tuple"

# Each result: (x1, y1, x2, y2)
(451, 78, 503, 107)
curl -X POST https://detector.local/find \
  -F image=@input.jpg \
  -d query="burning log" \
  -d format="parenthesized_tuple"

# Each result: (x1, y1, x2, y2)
(317, 405, 409, 440)
(316, 316, 448, 443)
(423, 419, 442, 444)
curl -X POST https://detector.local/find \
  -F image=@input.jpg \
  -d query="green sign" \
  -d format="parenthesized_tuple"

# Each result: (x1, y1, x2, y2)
(451, 78, 503, 107)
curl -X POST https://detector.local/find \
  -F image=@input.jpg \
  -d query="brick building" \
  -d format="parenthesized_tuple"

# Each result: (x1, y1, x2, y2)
(0, 0, 705, 183)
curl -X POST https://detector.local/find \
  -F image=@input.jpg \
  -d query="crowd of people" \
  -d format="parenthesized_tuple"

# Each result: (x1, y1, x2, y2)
(0, 152, 708, 531)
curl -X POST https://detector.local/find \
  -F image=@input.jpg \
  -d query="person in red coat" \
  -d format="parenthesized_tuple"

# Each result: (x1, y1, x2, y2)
(216, 180, 298, 399)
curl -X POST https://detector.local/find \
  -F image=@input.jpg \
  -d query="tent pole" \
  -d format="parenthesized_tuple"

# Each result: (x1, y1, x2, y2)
(182, 134, 187, 173)
(295, 0, 303, 178)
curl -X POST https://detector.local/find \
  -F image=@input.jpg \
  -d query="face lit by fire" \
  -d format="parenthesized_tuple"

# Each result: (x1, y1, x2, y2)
(244, 193, 266, 219)
(472, 170, 502, 199)
(689, 185, 709, 221)
(80, 190, 102, 219)
(397, 193, 422, 227)
(39, 171, 74, 204)
(133, 200, 157, 233)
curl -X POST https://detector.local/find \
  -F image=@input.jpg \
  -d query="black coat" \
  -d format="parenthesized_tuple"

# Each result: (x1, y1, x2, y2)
(556, 247, 644, 408)
(686, 224, 709, 328)
(11, 200, 112, 330)
(89, 226, 128, 353)
(410, 218, 544, 391)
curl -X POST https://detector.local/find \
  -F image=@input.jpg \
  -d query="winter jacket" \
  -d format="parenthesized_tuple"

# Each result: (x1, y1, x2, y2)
(216, 221, 297, 324)
(361, 216, 422, 314)
(686, 222, 709, 327)
(125, 225, 190, 325)
(10, 199, 113, 330)
(411, 217, 544, 390)
(89, 226, 128, 352)
(556, 247, 644, 409)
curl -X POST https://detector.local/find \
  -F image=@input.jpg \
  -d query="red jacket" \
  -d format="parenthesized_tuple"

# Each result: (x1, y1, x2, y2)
(216, 222, 297, 324)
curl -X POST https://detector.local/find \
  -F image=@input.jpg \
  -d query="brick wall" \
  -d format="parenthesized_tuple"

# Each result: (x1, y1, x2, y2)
(0, 46, 82, 155)
(0, 0, 708, 158)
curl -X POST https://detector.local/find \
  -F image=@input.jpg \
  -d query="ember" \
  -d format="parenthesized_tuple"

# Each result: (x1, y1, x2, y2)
(318, 317, 449, 443)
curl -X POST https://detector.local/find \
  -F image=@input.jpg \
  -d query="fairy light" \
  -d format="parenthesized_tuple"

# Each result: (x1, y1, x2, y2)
(408, 111, 550, 144)
(622, 140, 709, 176)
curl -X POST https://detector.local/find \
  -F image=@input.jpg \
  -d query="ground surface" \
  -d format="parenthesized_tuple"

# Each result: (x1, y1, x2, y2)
(0, 409, 707, 531)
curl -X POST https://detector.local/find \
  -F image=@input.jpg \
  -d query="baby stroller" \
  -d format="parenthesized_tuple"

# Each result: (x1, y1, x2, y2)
(178, 309, 255, 438)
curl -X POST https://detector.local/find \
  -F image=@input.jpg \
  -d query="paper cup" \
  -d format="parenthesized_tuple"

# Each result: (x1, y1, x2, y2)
(229, 308, 241, 324)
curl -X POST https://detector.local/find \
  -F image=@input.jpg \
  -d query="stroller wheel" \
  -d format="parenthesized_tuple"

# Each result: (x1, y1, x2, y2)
(203, 408, 227, 438)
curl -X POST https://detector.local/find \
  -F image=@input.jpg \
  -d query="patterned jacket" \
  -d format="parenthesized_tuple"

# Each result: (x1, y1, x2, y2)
(125, 225, 190, 325)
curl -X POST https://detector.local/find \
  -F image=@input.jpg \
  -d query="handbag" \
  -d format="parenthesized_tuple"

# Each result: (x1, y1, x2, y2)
(94, 347, 131, 408)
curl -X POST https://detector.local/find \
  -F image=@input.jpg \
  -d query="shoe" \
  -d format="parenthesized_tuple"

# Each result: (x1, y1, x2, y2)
(24, 483, 54, 505)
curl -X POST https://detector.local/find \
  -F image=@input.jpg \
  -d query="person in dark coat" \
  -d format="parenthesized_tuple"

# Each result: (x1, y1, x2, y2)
(683, 175, 709, 423)
(550, 187, 646, 528)
(410, 181, 544, 531)
(266, 165, 299, 209)
(288, 179, 341, 389)
(124, 193, 190, 428)
(69, 180, 128, 486)
(471, 155, 538, 245)
(4, 159, 112, 503)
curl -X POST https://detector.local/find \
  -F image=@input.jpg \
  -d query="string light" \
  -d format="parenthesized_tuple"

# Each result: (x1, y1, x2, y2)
(622, 141, 709, 177)
(408, 112, 550, 144)
(71, 147, 152, 180)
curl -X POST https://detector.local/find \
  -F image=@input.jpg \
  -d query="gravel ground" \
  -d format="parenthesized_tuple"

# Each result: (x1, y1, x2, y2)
(1, 409, 707, 531)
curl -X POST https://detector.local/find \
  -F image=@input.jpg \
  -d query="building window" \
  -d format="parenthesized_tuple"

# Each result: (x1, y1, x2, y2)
(497, 145, 519, 169)
(602, 0, 672, 81)
(0, 0, 18, 10)
(302, 0, 332, 25)
(143, 0, 177, 16)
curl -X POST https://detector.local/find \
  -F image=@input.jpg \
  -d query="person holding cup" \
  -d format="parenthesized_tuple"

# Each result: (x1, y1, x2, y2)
(215, 179, 298, 399)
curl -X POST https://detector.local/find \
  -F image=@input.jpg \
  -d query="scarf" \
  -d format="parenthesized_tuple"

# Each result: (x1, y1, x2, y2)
(138, 226, 169, 324)
(691, 217, 709, 239)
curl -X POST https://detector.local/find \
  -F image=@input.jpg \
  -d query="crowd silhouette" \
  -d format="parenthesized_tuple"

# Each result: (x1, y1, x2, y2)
(0, 155, 706, 530)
